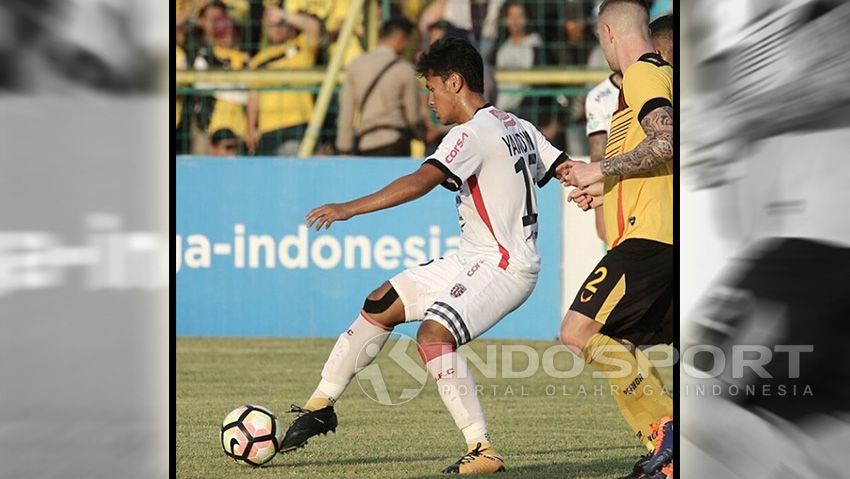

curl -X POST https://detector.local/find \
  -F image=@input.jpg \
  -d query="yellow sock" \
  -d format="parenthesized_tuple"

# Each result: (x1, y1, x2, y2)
(613, 390, 655, 451)
(303, 396, 334, 411)
(582, 333, 672, 450)
(634, 347, 673, 434)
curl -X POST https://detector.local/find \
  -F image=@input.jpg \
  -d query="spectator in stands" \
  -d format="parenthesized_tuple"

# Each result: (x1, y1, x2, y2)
(426, 19, 453, 46)
(284, 0, 365, 66)
(336, 17, 423, 157)
(192, 1, 250, 150)
(281, 0, 366, 154)
(418, 0, 504, 62)
(209, 128, 241, 156)
(246, 7, 320, 156)
(495, 2, 547, 113)
(177, 19, 191, 154)
(559, 0, 596, 66)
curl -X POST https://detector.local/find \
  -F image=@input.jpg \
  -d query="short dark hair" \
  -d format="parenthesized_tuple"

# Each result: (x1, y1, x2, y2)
(211, 128, 238, 145)
(649, 14, 673, 37)
(379, 16, 414, 39)
(200, 0, 228, 17)
(598, 0, 649, 16)
(415, 37, 484, 93)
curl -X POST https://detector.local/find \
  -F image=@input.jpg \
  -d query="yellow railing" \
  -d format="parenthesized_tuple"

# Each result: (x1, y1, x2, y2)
(175, 69, 612, 87)
(177, 3, 613, 155)
(297, 0, 366, 156)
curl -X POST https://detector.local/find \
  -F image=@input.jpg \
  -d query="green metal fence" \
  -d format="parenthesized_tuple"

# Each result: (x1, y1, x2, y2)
(174, 0, 670, 157)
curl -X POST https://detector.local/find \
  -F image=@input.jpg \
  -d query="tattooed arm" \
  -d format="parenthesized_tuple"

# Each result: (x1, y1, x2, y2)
(600, 105, 673, 177)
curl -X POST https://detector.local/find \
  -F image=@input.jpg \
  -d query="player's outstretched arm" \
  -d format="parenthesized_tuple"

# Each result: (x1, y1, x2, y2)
(305, 163, 448, 230)
(555, 106, 673, 188)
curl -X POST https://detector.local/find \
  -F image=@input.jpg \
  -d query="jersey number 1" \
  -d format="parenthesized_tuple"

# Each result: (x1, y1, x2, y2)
(514, 153, 538, 227)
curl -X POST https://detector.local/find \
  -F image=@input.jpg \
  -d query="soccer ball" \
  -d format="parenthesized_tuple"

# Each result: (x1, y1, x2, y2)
(220, 405, 284, 466)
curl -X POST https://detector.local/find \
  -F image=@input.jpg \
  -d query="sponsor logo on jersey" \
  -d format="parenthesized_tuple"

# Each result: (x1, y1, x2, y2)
(488, 107, 516, 127)
(444, 132, 470, 164)
(466, 260, 484, 277)
(629, 216, 636, 226)
(450, 283, 466, 298)
(623, 373, 645, 395)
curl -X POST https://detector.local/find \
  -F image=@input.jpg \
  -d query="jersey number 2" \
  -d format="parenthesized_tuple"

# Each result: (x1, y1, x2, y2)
(514, 153, 538, 227)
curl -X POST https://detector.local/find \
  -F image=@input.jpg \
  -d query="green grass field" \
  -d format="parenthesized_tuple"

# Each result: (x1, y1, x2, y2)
(177, 338, 673, 479)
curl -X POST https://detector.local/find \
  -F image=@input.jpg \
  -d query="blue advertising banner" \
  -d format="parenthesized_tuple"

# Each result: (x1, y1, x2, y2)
(177, 157, 563, 340)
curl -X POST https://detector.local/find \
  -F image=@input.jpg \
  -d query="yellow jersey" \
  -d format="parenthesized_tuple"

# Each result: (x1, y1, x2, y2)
(603, 53, 673, 249)
(284, 0, 364, 35)
(203, 46, 249, 139)
(249, 35, 318, 133)
(176, 45, 187, 128)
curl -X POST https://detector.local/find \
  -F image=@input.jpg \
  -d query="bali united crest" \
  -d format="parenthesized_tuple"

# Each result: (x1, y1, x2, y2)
(450, 283, 466, 298)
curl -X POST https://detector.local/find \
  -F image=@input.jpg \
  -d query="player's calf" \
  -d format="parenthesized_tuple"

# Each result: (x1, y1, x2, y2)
(418, 320, 502, 473)
(299, 283, 405, 416)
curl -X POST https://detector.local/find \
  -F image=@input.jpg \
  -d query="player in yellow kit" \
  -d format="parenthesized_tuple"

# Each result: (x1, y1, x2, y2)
(557, 1, 673, 478)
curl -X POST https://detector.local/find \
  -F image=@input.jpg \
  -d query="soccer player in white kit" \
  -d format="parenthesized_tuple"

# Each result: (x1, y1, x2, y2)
(584, 71, 622, 241)
(281, 37, 569, 474)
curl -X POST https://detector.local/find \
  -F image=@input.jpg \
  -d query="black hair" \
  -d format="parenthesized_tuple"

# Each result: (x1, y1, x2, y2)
(415, 37, 484, 93)
(598, 0, 649, 16)
(649, 14, 673, 36)
(379, 16, 414, 39)
(200, 0, 229, 17)
(211, 128, 238, 145)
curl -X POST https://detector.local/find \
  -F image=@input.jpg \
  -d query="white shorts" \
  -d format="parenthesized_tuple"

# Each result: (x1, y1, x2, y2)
(388, 254, 537, 345)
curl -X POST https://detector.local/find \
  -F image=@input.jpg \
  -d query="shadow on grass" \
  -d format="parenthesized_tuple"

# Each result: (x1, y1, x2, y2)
(266, 444, 638, 476)
(403, 456, 638, 478)
(265, 453, 448, 468)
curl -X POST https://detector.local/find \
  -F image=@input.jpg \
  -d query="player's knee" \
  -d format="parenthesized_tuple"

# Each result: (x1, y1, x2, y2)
(362, 282, 403, 327)
(417, 332, 456, 364)
(559, 312, 599, 355)
(417, 319, 456, 349)
(559, 326, 584, 356)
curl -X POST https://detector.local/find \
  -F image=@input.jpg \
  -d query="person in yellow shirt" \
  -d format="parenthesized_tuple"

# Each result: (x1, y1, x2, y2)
(176, 19, 193, 154)
(284, 0, 365, 66)
(192, 1, 249, 144)
(246, 7, 320, 156)
(556, 1, 674, 478)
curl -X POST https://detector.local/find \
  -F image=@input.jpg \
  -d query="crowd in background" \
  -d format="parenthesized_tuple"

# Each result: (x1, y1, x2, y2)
(175, 0, 673, 157)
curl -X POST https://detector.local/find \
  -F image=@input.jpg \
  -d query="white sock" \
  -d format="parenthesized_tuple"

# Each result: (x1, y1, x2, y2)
(308, 312, 391, 405)
(426, 351, 491, 446)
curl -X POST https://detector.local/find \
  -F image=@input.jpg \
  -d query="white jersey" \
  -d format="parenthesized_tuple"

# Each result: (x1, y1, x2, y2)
(585, 74, 621, 137)
(424, 104, 565, 275)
